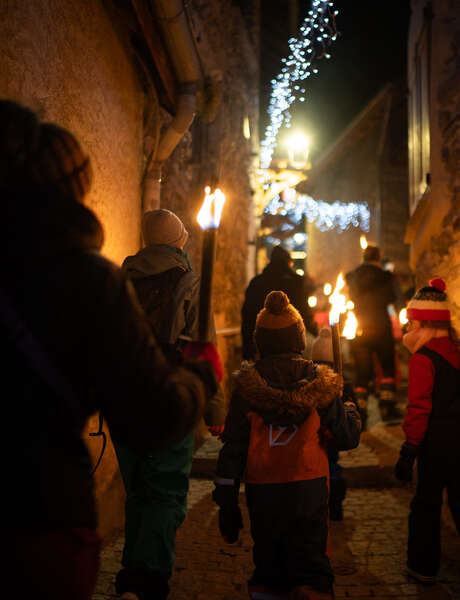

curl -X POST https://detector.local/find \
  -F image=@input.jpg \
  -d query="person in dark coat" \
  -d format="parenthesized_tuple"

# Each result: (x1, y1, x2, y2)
(213, 291, 360, 600)
(241, 245, 318, 360)
(1, 100, 220, 600)
(345, 244, 399, 428)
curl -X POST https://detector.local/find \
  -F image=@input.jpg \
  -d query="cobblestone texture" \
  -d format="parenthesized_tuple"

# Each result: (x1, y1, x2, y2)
(93, 401, 460, 600)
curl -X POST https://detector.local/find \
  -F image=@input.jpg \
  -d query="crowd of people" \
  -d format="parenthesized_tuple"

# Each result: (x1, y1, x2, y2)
(3, 100, 459, 600)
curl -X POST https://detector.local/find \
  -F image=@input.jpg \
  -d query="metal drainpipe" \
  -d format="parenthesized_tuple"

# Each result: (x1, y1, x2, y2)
(143, 0, 203, 211)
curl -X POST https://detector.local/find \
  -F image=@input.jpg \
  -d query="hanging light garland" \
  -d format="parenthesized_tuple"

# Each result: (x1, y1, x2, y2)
(265, 192, 370, 233)
(260, 0, 339, 169)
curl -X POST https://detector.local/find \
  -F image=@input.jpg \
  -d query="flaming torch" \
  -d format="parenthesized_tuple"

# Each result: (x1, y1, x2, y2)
(329, 273, 347, 375)
(196, 186, 226, 341)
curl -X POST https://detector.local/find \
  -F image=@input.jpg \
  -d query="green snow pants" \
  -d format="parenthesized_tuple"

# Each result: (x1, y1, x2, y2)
(114, 432, 194, 576)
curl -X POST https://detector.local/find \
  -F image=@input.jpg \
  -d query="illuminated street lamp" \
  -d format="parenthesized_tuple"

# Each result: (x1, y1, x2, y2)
(286, 132, 311, 169)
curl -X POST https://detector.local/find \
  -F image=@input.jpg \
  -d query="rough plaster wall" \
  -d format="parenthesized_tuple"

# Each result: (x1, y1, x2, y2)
(161, 0, 258, 393)
(413, 0, 460, 326)
(0, 0, 146, 539)
(0, 0, 144, 266)
(307, 133, 380, 286)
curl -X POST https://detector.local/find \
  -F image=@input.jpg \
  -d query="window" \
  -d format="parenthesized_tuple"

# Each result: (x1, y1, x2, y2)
(408, 12, 431, 213)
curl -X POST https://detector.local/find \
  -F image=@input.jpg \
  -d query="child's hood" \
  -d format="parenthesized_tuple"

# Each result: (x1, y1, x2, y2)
(233, 354, 343, 425)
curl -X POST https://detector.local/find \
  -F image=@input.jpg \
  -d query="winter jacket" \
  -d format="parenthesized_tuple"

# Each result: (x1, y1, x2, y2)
(215, 354, 359, 488)
(123, 243, 226, 425)
(403, 337, 460, 456)
(241, 261, 317, 359)
(345, 263, 397, 336)
(2, 187, 217, 533)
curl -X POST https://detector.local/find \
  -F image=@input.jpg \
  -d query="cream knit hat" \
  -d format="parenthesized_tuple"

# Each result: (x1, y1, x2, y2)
(142, 209, 189, 248)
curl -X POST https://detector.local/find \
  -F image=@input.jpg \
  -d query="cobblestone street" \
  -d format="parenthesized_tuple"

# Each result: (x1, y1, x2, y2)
(93, 397, 460, 600)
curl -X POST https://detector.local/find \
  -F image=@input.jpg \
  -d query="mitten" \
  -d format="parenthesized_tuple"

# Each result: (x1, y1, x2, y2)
(183, 341, 223, 382)
(394, 442, 418, 482)
(208, 424, 225, 437)
(218, 506, 243, 543)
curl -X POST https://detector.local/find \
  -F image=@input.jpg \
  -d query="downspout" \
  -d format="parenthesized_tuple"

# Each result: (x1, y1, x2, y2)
(143, 0, 203, 211)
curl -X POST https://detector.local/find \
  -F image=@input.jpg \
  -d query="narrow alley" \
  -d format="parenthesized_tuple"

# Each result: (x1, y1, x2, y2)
(92, 397, 460, 600)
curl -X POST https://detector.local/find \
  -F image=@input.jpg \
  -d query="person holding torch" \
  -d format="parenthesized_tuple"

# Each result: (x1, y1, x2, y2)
(119, 207, 225, 600)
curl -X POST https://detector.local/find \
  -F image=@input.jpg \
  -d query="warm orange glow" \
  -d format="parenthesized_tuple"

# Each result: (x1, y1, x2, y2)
(197, 186, 226, 229)
(323, 282, 332, 296)
(342, 310, 358, 340)
(329, 273, 346, 325)
(360, 235, 368, 249)
(346, 300, 354, 310)
(399, 308, 408, 325)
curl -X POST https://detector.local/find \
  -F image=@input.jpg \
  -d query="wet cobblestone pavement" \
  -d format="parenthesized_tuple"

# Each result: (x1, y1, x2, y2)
(93, 397, 460, 600)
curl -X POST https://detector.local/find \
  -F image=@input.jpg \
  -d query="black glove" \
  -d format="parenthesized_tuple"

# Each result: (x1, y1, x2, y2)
(395, 442, 418, 482)
(218, 506, 243, 543)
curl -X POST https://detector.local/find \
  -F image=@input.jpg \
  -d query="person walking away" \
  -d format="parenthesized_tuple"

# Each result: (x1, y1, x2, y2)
(117, 209, 226, 600)
(345, 244, 399, 428)
(311, 328, 362, 521)
(213, 291, 360, 600)
(241, 245, 318, 360)
(1, 100, 220, 600)
(394, 278, 460, 583)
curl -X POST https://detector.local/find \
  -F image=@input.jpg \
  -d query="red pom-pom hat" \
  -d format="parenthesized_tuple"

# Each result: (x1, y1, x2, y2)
(407, 277, 451, 321)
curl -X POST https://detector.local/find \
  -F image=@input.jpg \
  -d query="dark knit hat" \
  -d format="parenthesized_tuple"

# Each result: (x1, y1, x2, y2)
(407, 277, 451, 321)
(270, 245, 292, 265)
(311, 327, 333, 364)
(254, 290, 306, 358)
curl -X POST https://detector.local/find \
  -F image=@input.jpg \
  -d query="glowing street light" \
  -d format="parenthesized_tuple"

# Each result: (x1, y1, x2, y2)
(286, 132, 311, 169)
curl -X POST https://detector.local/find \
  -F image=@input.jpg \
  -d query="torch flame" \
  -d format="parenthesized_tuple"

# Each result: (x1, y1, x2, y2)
(329, 273, 347, 326)
(197, 186, 226, 230)
(360, 235, 368, 249)
(342, 310, 358, 340)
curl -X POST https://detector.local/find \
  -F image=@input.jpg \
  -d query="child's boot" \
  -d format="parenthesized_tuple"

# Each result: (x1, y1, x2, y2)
(353, 387, 368, 430)
(379, 379, 401, 421)
(287, 586, 333, 599)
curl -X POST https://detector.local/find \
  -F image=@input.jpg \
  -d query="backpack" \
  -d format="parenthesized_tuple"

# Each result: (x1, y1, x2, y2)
(130, 266, 200, 362)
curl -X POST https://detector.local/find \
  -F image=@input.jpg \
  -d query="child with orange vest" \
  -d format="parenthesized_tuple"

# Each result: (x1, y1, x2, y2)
(394, 278, 460, 583)
(213, 291, 361, 600)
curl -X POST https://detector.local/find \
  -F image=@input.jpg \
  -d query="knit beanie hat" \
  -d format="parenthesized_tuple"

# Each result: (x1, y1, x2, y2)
(142, 209, 188, 248)
(311, 327, 333, 364)
(407, 277, 451, 321)
(270, 245, 292, 266)
(254, 290, 306, 358)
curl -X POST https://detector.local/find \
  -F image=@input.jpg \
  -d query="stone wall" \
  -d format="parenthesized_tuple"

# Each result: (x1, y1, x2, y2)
(0, 0, 258, 540)
(406, 0, 460, 326)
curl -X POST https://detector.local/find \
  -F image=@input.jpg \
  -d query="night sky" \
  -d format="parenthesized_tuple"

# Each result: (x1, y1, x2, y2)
(260, 0, 411, 163)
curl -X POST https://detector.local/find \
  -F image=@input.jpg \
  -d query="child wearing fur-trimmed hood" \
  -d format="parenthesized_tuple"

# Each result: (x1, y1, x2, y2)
(212, 291, 360, 600)
(394, 278, 460, 584)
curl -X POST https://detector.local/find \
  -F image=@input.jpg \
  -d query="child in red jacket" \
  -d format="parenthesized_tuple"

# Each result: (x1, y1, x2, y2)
(394, 278, 460, 583)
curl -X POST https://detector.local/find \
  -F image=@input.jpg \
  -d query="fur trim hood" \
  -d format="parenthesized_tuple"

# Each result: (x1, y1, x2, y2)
(233, 354, 342, 425)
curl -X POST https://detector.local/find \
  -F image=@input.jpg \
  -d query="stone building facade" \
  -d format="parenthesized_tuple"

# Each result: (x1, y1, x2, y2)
(405, 0, 460, 325)
(0, 0, 258, 539)
(297, 84, 410, 291)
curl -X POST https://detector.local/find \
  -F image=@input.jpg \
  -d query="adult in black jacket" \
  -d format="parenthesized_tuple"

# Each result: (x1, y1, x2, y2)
(241, 245, 317, 360)
(345, 244, 399, 427)
(1, 100, 218, 600)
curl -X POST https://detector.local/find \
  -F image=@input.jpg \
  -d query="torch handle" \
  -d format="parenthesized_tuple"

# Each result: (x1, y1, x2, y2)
(330, 323, 343, 376)
(198, 228, 217, 341)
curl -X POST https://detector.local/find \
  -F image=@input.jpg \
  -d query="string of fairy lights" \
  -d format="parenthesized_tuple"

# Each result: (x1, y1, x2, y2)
(260, 0, 339, 170)
(259, 1, 370, 237)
